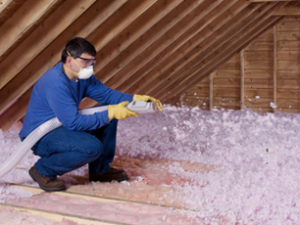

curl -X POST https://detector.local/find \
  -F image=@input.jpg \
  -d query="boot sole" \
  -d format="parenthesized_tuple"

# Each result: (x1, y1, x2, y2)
(29, 168, 66, 192)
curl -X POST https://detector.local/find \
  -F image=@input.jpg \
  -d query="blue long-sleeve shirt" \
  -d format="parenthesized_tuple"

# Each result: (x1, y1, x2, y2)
(19, 62, 133, 141)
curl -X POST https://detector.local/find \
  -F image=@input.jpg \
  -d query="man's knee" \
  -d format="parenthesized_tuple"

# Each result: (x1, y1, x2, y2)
(84, 138, 102, 160)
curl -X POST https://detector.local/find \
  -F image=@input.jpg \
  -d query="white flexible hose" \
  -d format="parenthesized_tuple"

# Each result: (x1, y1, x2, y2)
(0, 105, 108, 177)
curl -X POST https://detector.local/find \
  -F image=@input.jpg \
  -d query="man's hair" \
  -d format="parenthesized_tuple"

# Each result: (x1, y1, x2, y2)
(61, 37, 96, 63)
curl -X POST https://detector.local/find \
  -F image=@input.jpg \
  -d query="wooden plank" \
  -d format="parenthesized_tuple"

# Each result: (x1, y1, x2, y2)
(245, 88, 273, 98)
(277, 20, 300, 31)
(244, 50, 273, 61)
(209, 72, 214, 110)
(248, 107, 273, 113)
(0, 0, 13, 14)
(277, 79, 300, 89)
(277, 98, 300, 108)
(253, 31, 274, 42)
(273, 25, 277, 112)
(241, 49, 245, 109)
(104, 0, 226, 94)
(276, 108, 300, 113)
(156, 2, 282, 100)
(158, 14, 281, 100)
(277, 89, 300, 98)
(244, 97, 273, 108)
(278, 31, 300, 41)
(245, 70, 273, 79)
(277, 70, 300, 79)
(95, 0, 182, 83)
(245, 41, 273, 51)
(278, 40, 300, 51)
(185, 86, 209, 97)
(214, 78, 241, 87)
(0, 0, 59, 57)
(100, 0, 198, 87)
(213, 97, 240, 107)
(0, 204, 125, 225)
(218, 61, 241, 70)
(120, 0, 235, 95)
(197, 76, 209, 86)
(160, 13, 283, 102)
(0, 0, 128, 124)
(277, 51, 300, 60)
(145, 0, 254, 96)
(181, 97, 210, 109)
(275, 5, 300, 15)
(214, 69, 241, 78)
(0, 88, 31, 131)
(0, 0, 24, 28)
(245, 60, 273, 70)
(278, 60, 300, 70)
(0, 0, 96, 91)
(245, 78, 273, 88)
(214, 87, 241, 97)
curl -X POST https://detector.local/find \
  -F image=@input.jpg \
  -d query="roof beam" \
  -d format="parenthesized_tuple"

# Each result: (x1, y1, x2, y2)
(0, 0, 128, 129)
(124, 0, 244, 96)
(274, 4, 300, 15)
(145, 0, 259, 97)
(160, 5, 285, 102)
(0, 0, 59, 60)
(0, 0, 97, 108)
(93, 0, 183, 84)
(101, 0, 202, 88)
(118, 0, 227, 94)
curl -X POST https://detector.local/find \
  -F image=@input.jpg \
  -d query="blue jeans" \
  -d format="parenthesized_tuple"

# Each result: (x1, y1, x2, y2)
(31, 119, 118, 178)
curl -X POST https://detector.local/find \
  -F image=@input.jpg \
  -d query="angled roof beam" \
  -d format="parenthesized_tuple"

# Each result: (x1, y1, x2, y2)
(124, 0, 244, 96)
(0, 0, 127, 121)
(93, 0, 183, 84)
(160, 8, 285, 102)
(0, 0, 59, 62)
(274, 3, 300, 15)
(118, 0, 227, 94)
(0, 0, 97, 97)
(146, 1, 268, 97)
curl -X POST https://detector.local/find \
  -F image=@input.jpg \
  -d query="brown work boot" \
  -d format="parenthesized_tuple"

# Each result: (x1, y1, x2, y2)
(89, 167, 128, 182)
(29, 167, 66, 192)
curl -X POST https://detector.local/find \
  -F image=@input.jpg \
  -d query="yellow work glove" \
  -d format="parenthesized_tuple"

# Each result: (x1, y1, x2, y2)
(133, 94, 163, 113)
(107, 101, 139, 121)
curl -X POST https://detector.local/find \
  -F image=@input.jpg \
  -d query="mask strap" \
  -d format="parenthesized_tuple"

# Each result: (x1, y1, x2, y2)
(67, 51, 83, 70)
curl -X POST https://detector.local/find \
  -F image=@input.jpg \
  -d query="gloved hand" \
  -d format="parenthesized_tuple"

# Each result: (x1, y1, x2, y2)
(107, 101, 139, 121)
(133, 94, 163, 112)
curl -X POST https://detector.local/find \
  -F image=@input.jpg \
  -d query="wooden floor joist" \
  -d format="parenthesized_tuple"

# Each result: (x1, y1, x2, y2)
(0, 203, 128, 225)
(4, 181, 198, 224)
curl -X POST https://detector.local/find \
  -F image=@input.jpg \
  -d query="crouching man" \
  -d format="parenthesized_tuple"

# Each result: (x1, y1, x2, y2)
(19, 37, 162, 192)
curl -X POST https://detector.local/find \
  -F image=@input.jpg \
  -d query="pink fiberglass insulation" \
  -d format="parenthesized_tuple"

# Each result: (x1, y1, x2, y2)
(1, 106, 300, 224)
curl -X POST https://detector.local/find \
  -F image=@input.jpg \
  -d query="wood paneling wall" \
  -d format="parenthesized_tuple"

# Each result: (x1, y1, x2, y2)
(181, 16, 300, 114)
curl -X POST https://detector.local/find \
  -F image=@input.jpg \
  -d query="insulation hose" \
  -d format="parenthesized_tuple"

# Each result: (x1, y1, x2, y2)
(0, 105, 108, 177)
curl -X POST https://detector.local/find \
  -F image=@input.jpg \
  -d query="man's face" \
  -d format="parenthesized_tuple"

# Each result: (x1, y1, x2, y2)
(69, 53, 96, 72)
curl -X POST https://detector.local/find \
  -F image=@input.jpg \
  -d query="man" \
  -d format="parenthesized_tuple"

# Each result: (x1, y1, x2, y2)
(19, 37, 162, 192)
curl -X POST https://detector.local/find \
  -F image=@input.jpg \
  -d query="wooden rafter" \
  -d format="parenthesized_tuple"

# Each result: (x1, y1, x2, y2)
(160, 2, 287, 102)
(0, 0, 129, 130)
(149, 1, 269, 98)
(126, 0, 244, 95)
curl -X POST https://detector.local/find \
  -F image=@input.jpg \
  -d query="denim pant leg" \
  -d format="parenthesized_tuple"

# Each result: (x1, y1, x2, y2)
(88, 119, 118, 175)
(32, 126, 102, 178)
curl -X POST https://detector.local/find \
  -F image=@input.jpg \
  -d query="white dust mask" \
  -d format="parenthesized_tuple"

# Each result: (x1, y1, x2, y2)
(66, 51, 95, 80)
(77, 64, 94, 79)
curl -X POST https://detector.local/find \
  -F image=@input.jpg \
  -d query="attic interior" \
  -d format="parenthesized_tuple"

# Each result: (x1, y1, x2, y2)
(0, 0, 299, 132)
(1, 0, 300, 224)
